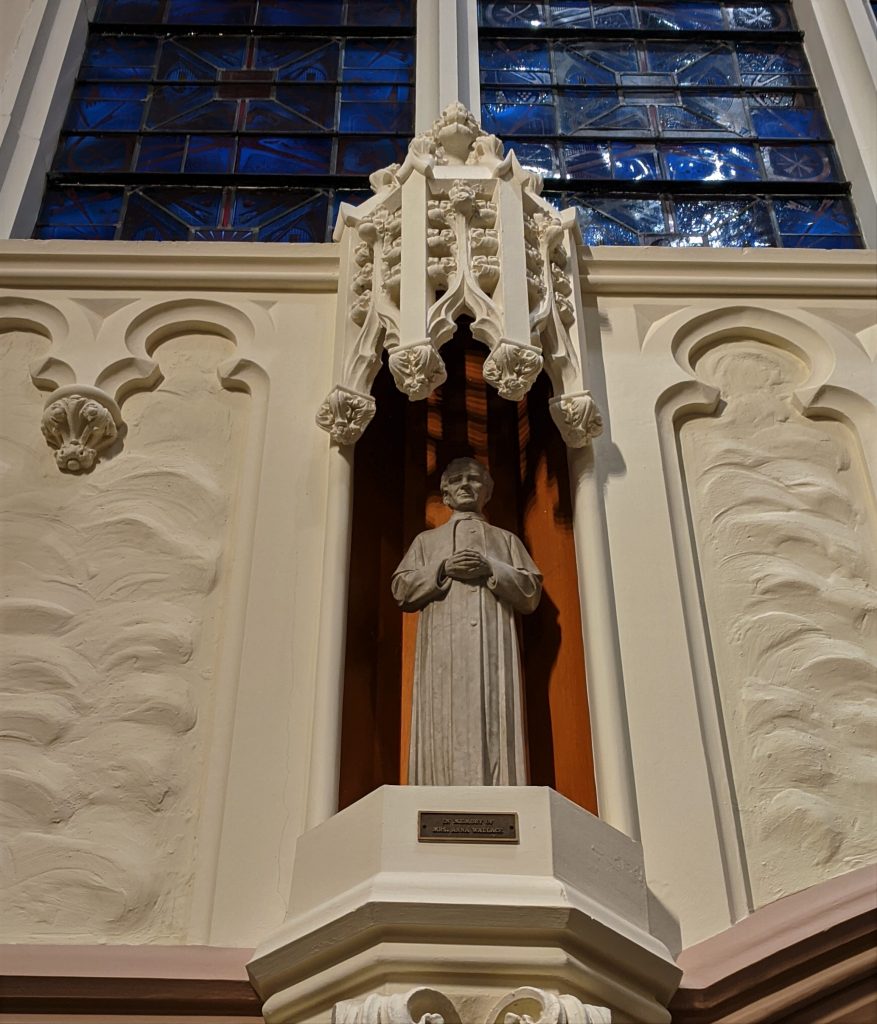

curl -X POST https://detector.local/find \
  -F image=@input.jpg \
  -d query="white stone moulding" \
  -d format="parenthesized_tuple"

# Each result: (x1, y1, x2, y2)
(249, 786, 679, 1024)
(333, 986, 612, 1024)
(315, 102, 604, 450)
(0, 293, 272, 472)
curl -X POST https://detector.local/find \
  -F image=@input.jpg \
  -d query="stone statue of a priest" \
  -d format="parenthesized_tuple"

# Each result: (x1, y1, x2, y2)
(392, 458, 542, 786)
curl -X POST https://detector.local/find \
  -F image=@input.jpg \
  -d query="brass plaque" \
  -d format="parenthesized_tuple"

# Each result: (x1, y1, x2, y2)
(418, 811, 519, 844)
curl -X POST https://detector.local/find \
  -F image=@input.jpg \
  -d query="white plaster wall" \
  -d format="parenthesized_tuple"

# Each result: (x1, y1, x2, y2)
(0, 329, 250, 942)
(0, 242, 874, 958)
(581, 248, 877, 947)
(0, 243, 339, 946)
(0, 0, 33, 84)
(679, 339, 877, 909)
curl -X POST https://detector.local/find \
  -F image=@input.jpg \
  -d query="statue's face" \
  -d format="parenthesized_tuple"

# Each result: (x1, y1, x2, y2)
(442, 462, 488, 512)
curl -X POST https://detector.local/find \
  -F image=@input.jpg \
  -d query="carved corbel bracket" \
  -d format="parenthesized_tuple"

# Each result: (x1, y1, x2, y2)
(489, 988, 612, 1024)
(334, 988, 459, 1024)
(316, 385, 377, 446)
(322, 103, 601, 444)
(483, 341, 544, 401)
(40, 385, 121, 473)
(388, 342, 448, 400)
(332, 988, 611, 1024)
(549, 391, 604, 448)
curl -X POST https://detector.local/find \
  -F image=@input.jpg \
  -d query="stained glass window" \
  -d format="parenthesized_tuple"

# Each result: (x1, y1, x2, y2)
(34, 0, 414, 242)
(478, 0, 862, 247)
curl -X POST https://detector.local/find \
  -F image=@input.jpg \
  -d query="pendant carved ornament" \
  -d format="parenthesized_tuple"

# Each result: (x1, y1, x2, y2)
(316, 102, 603, 449)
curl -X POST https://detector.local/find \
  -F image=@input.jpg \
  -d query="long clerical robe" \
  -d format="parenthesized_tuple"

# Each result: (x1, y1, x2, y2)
(391, 512, 542, 786)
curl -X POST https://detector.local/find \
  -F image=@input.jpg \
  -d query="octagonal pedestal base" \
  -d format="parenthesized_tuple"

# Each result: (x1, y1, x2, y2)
(248, 787, 680, 1023)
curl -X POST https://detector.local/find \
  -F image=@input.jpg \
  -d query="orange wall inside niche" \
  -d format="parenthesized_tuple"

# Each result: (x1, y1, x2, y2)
(339, 333, 597, 815)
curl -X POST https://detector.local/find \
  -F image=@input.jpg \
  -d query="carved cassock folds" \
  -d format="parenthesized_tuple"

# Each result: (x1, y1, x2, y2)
(392, 508, 542, 786)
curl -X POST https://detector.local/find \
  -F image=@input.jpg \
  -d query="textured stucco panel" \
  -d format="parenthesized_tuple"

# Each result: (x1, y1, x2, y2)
(679, 339, 877, 908)
(0, 331, 249, 942)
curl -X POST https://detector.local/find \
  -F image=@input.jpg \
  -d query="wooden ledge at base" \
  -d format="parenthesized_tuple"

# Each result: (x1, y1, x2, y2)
(668, 863, 877, 1024)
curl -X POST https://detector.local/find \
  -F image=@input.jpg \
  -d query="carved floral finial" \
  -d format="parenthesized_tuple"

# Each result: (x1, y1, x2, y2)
(483, 342, 544, 402)
(41, 390, 120, 473)
(316, 386, 376, 446)
(549, 392, 604, 448)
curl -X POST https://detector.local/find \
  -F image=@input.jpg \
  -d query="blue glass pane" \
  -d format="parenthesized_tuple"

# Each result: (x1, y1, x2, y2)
(640, 4, 724, 30)
(480, 40, 551, 86)
(611, 143, 659, 180)
(233, 189, 329, 242)
(659, 96, 751, 138)
(781, 234, 860, 250)
(65, 84, 146, 131)
(81, 34, 157, 69)
(663, 144, 760, 182)
(560, 93, 651, 134)
(147, 86, 237, 130)
(257, 40, 340, 82)
(563, 143, 612, 178)
(95, 0, 164, 23)
(35, 225, 117, 240)
(165, 0, 256, 25)
(158, 37, 248, 79)
(508, 141, 560, 176)
(185, 135, 237, 173)
(38, 187, 124, 227)
(136, 134, 186, 171)
(246, 88, 336, 131)
(237, 136, 332, 174)
(54, 134, 136, 172)
(773, 197, 858, 236)
(339, 84, 413, 133)
(673, 198, 774, 246)
(749, 94, 828, 140)
(547, 3, 594, 28)
(121, 193, 192, 240)
(554, 43, 638, 86)
(559, 195, 667, 245)
(737, 45, 812, 87)
(589, 3, 637, 29)
(155, 187, 222, 225)
(728, 5, 793, 30)
(258, 1, 343, 26)
(480, 2, 547, 27)
(343, 39, 415, 82)
(346, 1, 414, 27)
(763, 144, 837, 182)
(647, 44, 737, 87)
(337, 136, 408, 175)
(482, 90, 555, 135)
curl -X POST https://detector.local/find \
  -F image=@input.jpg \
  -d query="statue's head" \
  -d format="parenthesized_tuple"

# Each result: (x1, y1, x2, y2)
(440, 457, 494, 513)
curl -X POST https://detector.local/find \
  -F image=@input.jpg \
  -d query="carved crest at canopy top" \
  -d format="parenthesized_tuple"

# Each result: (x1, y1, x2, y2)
(316, 102, 603, 450)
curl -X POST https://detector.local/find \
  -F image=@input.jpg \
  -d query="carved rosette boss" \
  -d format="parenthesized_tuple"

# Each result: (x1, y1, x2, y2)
(40, 386, 121, 473)
(316, 102, 602, 449)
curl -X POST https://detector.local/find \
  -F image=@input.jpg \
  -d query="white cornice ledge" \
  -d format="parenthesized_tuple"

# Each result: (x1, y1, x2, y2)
(0, 240, 340, 292)
(578, 246, 877, 299)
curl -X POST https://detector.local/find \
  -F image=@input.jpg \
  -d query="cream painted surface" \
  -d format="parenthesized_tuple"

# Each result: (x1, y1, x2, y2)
(0, 0, 32, 84)
(0, 243, 339, 948)
(679, 339, 877, 908)
(0, 330, 249, 942)
(583, 250, 876, 947)
(0, 242, 874, 961)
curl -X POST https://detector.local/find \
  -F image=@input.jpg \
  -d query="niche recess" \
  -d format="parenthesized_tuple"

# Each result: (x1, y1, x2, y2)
(339, 327, 597, 813)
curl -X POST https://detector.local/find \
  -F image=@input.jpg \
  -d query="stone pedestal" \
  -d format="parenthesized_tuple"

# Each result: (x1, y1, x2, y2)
(247, 787, 680, 1023)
